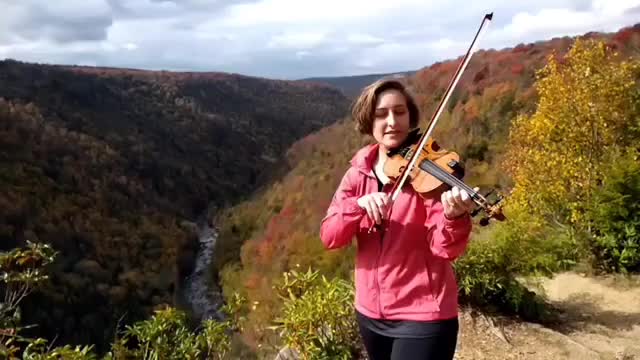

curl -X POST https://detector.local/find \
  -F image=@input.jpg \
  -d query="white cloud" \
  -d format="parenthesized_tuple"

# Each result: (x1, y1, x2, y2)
(219, 0, 432, 27)
(267, 32, 329, 49)
(592, 0, 640, 16)
(108, 0, 182, 19)
(4, 0, 113, 43)
(346, 33, 386, 46)
(500, 5, 635, 39)
(504, 9, 596, 37)
(295, 50, 311, 58)
(479, 1, 640, 54)
(33, 0, 111, 20)
(429, 38, 462, 51)
(1, 0, 639, 79)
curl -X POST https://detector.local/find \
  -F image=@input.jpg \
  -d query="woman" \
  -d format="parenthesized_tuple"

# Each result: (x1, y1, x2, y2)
(319, 79, 475, 360)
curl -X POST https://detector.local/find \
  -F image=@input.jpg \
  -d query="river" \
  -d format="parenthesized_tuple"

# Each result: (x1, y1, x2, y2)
(184, 221, 226, 322)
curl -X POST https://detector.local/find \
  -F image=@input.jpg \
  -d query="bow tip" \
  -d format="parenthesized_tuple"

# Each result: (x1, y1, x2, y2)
(485, 12, 494, 20)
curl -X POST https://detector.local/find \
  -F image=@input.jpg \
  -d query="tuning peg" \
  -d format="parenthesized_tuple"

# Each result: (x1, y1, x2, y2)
(470, 207, 481, 217)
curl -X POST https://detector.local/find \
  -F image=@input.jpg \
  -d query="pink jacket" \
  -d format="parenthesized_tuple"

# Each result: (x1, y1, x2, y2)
(320, 143, 472, 321)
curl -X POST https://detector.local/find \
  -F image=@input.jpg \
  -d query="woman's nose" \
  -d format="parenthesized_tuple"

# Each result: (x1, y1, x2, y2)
(386, 112, 396, 126)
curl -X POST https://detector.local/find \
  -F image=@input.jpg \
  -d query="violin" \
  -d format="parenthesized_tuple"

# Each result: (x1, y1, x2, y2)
(370, 12, 505, 231)
(383, 128, 506, 226)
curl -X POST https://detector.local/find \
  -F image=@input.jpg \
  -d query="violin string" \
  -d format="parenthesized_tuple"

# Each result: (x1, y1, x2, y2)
(419, 159, 475, 194)
(419, 159, 487, 207)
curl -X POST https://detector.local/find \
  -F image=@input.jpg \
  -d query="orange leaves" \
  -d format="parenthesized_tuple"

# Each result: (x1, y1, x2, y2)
(483, 82, 516, 100)
(256, 239, 275, 265)
(264, 213, 288, 241)
(436, 61, 458, 77)
(252, 202, 299, 266)
(512, 43, 534, 53)
(611, 26, 639, 47)
(511, 63, 525, 75)
(289, 175, 305, 194)
(473, 66, 489, 84)
(614, 29, 633, 43)
(279, 204, 296, 219)
(462, 97, 480, 122)
(494, 51, 515, 66)
(243, 272, 262, 290)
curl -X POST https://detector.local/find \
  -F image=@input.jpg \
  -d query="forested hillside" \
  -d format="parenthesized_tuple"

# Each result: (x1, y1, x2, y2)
(1, 19, 639, 360)
(214, 23, 640, 356)
(0, 61, 350, 351)
(300, 70, 416, 97)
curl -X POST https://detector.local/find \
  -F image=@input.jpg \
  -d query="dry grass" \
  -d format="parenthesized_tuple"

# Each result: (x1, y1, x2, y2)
(453, 272, 640, 360)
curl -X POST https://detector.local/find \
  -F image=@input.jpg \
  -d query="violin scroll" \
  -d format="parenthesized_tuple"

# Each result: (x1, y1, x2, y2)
(414, 155, 506, 226)
(469, 189, 506, 226)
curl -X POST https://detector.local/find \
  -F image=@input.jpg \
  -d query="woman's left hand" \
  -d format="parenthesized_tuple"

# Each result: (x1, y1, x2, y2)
(441, 186, 477, 219)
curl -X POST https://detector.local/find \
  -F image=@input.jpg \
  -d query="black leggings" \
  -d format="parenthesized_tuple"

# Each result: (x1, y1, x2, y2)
(357, 319, 459, 360)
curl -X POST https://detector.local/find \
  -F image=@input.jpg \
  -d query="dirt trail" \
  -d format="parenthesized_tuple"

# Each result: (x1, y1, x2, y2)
(454, 272, 640, 360)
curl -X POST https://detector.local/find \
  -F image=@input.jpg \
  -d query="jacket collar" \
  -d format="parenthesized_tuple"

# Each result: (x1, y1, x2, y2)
(350, 143, 379, 178)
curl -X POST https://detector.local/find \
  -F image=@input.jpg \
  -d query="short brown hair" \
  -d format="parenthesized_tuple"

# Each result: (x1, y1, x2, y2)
(351, 78, 420, 135)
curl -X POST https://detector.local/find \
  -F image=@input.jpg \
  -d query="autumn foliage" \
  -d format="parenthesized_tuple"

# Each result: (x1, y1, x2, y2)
(1, 19, 639, 359)
(503, 38, 640, 272)
(0, 60, 349, 351)
(214, 24, 640, 356)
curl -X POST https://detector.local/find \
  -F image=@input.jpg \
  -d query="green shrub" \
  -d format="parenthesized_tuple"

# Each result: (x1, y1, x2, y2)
(1, 241, 246, 360)
(584, 150, 640, 273)
(270, 268, 360, 360)
(106, 293, 245, 360)
(1, 241, 96, 359)
(454, 214, 578, 321)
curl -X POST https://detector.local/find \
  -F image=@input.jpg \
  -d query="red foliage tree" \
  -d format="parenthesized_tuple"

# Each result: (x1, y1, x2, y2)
(613, 28, 635, 44)
(511, 63, 525, 75)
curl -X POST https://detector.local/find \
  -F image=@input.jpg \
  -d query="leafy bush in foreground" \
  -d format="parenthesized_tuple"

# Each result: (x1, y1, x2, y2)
(1, 241, 245, 360)
(269, 267, 360, 360)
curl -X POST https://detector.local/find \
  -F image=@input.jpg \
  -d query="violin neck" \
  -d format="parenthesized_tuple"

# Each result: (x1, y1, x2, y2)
(418, 159, 483, 204)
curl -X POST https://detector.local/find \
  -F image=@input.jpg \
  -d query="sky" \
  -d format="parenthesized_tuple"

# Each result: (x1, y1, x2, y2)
(0, 0, 639, 80)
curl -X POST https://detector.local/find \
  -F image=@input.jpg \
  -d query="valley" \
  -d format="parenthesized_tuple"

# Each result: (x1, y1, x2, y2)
(1, 19, 639, 359)
(0, 60, 350, 352)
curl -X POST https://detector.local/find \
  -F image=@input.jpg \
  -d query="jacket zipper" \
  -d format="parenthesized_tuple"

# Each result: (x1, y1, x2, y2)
(375, 181, 391, 318)
(371, 172, 388, 318)
(375, 224, 385, 317)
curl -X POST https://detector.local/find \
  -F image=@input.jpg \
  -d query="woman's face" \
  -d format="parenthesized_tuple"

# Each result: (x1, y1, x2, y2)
(372, 89, 411, 151)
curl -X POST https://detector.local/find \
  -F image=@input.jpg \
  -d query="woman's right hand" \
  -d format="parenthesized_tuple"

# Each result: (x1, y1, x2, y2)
(357, 192, 391, 224)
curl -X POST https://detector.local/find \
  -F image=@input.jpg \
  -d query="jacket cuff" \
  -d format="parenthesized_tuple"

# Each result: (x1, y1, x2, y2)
(442, 212, 472, 229)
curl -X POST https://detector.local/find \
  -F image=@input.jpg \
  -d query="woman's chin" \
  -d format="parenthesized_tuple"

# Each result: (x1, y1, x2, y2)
(381, 140, 404, 151)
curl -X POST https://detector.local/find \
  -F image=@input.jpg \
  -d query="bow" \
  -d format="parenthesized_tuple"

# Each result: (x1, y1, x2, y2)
(372, 13, 494, 232)
(388, 12, 493, 202)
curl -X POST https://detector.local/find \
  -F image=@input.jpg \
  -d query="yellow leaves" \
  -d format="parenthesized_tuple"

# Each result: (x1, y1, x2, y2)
(503, 38, 640, 226)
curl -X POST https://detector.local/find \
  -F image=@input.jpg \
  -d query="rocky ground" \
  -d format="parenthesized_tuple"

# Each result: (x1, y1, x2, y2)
(272, 271, 640, 360)
(454, 272, 640, 360)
